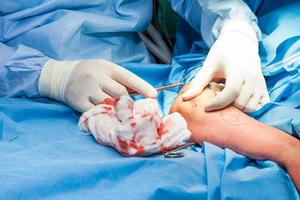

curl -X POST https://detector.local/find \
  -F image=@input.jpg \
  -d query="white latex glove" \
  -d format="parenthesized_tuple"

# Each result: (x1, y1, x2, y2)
(39, 59, 157, 112)
(182, 20, 270, 113)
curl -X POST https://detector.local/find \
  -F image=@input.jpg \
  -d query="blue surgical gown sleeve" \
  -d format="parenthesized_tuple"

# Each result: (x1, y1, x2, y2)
(0, 0, 154, 98)
(169, 0, 261, 47)
(0, 43, 49, 97)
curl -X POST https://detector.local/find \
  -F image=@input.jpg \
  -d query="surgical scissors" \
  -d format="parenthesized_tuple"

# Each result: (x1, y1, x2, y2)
(129, 82, 184, 97)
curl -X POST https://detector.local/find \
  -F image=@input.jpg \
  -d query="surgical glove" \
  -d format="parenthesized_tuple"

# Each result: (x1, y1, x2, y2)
(78, 96, 191, 156)
(182, 20, 270, 113)
(39, 59, 157, 112)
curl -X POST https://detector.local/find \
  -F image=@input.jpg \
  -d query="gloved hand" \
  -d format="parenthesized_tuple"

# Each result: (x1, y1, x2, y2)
(39, 59, 157, 112)
(182, 20, 270, 113)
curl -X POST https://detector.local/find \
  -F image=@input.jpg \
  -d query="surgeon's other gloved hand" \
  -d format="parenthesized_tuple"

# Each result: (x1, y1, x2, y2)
(182, 20, 270, 113)
(39, 59, 157, 112)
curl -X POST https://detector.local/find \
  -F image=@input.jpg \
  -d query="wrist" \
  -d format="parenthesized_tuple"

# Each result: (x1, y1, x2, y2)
(39, 59, 75, 102)
(280, 137, 300, 168)
(220, 20, 258, 50)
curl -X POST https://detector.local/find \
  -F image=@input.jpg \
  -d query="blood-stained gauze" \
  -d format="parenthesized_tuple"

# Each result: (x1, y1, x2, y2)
(78, 96, 191, 156)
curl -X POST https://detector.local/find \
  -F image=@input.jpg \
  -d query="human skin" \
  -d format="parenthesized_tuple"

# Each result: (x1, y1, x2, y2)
(170, 83, 300, 191)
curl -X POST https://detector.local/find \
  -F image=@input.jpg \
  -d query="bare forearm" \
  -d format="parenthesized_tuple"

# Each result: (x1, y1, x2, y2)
(189, 103, 300, 191)
(171, 85, 300, 191)
(202, 106, 300, 166)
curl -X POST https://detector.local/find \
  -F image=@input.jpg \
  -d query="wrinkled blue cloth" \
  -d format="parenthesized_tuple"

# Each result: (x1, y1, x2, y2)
(0, 0, 153, 97)
(1, 57, 299, 200)
(1, 0, 300, 199)
(0, 59, 299, 199)
(0, 0, 258, 98)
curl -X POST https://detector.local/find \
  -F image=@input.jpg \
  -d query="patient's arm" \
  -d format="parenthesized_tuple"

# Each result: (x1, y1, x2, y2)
(170, 84, 300, 191)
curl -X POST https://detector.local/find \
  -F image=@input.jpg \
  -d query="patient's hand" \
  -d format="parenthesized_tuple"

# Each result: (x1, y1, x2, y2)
(170, 83, 300, 191)
(170, 83, 245, 144)
(169, 84, 212, 143)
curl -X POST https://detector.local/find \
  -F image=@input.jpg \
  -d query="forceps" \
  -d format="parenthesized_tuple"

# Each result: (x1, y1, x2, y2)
(163, 142, 196, 158)
(129, 82, 184, 97)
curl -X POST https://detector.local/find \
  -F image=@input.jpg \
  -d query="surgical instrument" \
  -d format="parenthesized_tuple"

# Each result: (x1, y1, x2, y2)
(163, 142, 196, 158)
(129, 82, 184, 96)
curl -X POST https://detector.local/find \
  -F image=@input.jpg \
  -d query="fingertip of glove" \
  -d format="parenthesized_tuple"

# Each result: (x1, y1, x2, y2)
(181, 91, 192, 100)
(204, 102, 218, 112)
(149, 89, 158, 98)
(204, 106, 213, 112)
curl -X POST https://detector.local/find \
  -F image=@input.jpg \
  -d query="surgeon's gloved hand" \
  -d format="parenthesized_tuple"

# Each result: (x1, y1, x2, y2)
(182, 20, 270, 113)
(39, 59, 157, 112)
